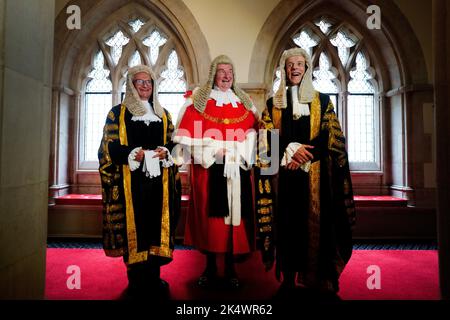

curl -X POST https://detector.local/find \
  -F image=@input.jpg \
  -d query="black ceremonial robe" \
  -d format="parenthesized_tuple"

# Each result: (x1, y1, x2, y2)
(267, 90, 356, 292)
(98, 104, 181, 266)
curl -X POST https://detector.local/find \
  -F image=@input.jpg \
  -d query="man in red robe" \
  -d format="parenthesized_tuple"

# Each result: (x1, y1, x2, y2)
(172, 55, 263, 288)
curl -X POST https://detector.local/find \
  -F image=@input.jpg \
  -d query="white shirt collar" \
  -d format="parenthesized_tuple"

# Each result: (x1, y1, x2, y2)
(210, 87, 240, 108)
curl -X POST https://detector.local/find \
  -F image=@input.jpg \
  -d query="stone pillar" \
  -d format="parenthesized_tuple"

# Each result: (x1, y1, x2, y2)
(0, 0, 54, 299)
(433, 0, 450, 300)
(49, 86, 73, 202)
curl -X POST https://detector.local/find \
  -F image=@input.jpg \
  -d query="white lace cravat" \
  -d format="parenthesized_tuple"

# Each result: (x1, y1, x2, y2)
(131, 101, 162, 125)
(290, 86, 310, 120)
(210, 88, 240, 108)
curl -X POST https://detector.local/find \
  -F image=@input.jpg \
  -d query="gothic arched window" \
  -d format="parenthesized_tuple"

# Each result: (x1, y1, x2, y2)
(80, 18, 186, 168)
(273, 17, 380, 171)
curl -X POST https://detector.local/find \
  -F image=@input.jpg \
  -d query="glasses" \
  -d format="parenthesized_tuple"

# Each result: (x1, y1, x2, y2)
(133, 79, 152, 86)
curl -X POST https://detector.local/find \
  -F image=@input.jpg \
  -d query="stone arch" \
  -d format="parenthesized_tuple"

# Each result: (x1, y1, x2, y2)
(249, 0, 428, 91)
(50, 0, 210, 197)
(54, 0, 211, 90)
(248, 0, 432, 204)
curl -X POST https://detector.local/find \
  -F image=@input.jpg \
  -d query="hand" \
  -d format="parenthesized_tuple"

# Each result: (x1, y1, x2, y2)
(215, 148, 227, 158)
(153, 147, 168, 160)
(286, 159, 301, 171)
(292, 144, 314, 165)
(134, 149, 145, 162)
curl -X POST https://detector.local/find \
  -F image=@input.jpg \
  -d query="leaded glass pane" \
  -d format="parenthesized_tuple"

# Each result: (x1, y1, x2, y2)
(272, 69, 281, 94)
(86, 51, 112, 92)
(347, 94, 375, 163)
(312, 53, 339, 93)
(129, 50, 142, 67)
(105, 30, 130, 65)
(285, 20, 379, 170)
(315, 17, 333, 34)
(348, 52, 375, 93)
(84, 93, 112, 161)
(330, 27, 358, 66)
(292, 27, 320, 57)
(121, 80, 126, 94)
(158, 93, 185, 124)
(128, 19, 145, 33)
(159, 50, 186, 92)
(329, 94, 338, 114)
(143, 29, 167, 65)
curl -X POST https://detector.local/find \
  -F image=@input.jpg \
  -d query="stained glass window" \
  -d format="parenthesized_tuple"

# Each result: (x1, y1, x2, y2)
(315, 17, 333, 34)
(348, 52, 376, 94)
(159, 50, 186, 123)
(272, 68, 281, 94)
(347, 52, 376, 164)
(105, 30, 130, 65)
(292, 27, 320, 58)
(330, 27, 358, 66)
(143, 29, 167, 65)
(273, 18, 380, 170)
(313, 52, 339, 93)
(128, 19, 145, 33)
(129, 50, 142, 68)
(81, 20, 186, 167)
(85, 51, 112, 162)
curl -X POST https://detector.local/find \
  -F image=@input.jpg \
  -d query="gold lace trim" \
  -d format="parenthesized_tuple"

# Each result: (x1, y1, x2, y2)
(201, 110, 249, 124)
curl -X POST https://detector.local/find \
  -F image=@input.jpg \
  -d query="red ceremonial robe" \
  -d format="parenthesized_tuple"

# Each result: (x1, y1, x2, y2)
(174, 93, 258, 254)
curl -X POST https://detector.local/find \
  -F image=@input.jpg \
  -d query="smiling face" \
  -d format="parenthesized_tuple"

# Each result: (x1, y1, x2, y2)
(285, 55, 306, 86)
(214, 64, 233, 92)
(132, 72, 153, 100)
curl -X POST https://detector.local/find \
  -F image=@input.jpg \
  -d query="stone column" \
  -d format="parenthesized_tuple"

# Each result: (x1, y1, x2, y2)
(48, 86, 73, 202)
(0, 0, 54, 299)
(433, 0, 450, 300)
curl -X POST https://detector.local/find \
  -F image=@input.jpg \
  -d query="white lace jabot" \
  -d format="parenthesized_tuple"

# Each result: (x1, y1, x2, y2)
(131, 101, 162, 125)
(290, 86, 310, 120)
(209, 88, 240, 108)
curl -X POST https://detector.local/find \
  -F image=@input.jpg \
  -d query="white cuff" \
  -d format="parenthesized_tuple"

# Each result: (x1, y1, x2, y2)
(171, 144, 190, 166)
(158, 146, 174, 168)
(128, 147, 142, 171)
(191, 145, 217, 169)
(281, 142, 311, 172)
(237, 131, 257, 170)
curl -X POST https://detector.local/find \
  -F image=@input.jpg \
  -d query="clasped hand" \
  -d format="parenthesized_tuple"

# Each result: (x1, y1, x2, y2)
(286, 144, 314, 170)
(134, 147, 167, 162)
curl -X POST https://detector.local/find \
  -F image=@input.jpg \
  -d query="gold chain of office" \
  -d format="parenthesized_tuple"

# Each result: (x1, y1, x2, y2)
(200, 110, 250, 124)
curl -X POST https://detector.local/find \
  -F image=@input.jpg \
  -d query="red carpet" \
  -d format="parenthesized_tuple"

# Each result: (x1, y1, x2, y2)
(55, 194, 406, 207)
(45, 249, 439, 300)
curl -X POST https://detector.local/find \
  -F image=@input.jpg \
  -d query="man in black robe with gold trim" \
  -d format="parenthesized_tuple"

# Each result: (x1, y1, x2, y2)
(98, 65, 180, 299)
(265, 48, 356, 294)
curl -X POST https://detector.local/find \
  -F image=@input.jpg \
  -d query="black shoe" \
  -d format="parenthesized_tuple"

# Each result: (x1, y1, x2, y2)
(224, 275, 241, 289)
(122, 284, 147, 300)
(141, 278, 170, 300)
(197, 274, 211, 287)
(197, 271, 218, 288)
(160, 278, 169, 289)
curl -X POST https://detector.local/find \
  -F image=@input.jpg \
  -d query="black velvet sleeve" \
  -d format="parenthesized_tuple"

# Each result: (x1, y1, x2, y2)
(108, 141, 133, 165)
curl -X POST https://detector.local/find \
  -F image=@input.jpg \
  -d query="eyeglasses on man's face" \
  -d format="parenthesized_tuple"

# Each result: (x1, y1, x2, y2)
(133, 79, 152, 86)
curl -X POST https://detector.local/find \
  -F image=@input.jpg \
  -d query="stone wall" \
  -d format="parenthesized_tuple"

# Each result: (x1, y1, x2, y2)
(0, 0, 55, 299)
